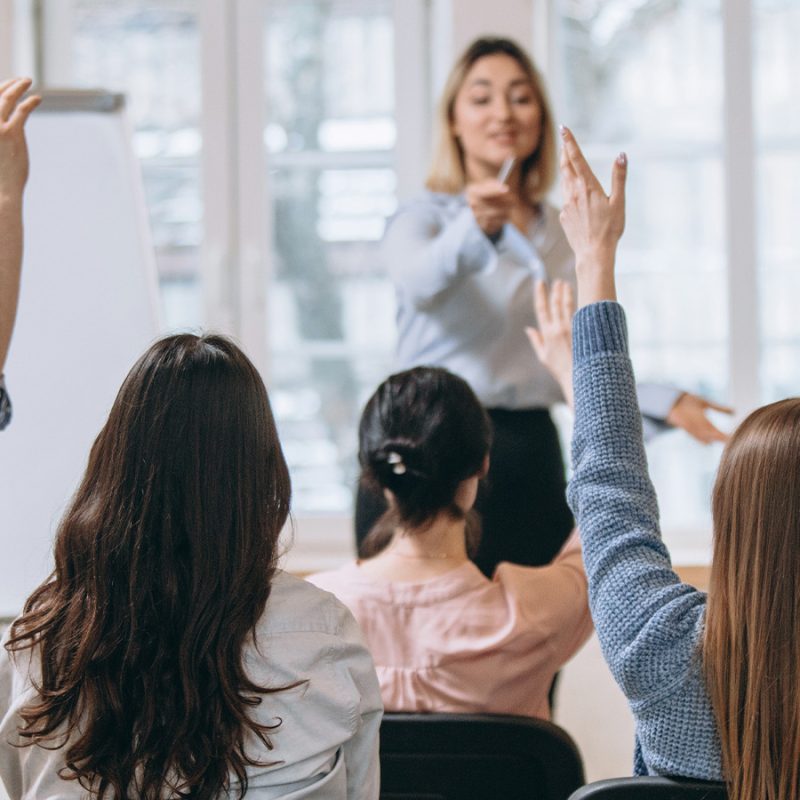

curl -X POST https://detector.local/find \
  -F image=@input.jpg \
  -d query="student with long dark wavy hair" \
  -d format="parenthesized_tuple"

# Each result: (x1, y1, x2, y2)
(560, 126, 799, 799)
(310, 363, 593, 720)
(0, 334, 382, 799)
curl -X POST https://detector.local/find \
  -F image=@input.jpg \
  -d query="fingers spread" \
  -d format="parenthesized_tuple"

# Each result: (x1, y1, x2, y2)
(559, 142, 577, 182)
(703, 400, 735, 415)
(0, 77, 33, 122)
(560, 125, 601, 191)
(10, 93, 41, 127)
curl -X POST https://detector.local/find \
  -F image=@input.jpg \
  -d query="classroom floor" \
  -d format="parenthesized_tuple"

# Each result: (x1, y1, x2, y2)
(555, 633, 635, 781)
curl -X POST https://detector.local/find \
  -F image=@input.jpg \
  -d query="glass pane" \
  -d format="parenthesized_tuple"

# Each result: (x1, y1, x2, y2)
(754, 1, 800, 401)
(264, 0, 396, 514)
(557, 0, 726, 539)
(71, 0, 202, 331)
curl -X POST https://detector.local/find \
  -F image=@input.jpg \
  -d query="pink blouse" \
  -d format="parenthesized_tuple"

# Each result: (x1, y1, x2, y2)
(308, 534, 592, 720)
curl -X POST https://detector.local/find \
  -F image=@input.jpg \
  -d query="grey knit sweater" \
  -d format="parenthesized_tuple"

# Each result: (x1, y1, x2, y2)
(567, 301, 724, 780)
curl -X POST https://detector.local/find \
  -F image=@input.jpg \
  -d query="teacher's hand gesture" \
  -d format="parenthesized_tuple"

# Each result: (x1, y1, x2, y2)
(466, 178, 514, 238)
(558, 126, 627, 308)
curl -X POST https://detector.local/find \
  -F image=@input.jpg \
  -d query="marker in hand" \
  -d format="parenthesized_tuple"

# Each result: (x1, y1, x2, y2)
(497, 156, 516, 185)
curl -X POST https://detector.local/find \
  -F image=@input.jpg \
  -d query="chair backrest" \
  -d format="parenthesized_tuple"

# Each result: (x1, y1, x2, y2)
(379, 712, 585, 800)
(568, 777, 727, 800)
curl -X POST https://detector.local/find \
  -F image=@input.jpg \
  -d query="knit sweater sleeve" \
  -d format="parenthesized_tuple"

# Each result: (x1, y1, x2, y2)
(567, 302, 707, 705)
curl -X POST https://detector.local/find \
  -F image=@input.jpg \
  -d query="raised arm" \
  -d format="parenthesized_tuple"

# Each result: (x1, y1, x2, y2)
(0, 78, 40, 376)
(560, 127, 707, 702)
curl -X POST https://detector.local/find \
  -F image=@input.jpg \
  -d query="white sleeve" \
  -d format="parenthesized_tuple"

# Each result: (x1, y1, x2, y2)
(382, 203, 494, 309)
(336, 607, 383, 800)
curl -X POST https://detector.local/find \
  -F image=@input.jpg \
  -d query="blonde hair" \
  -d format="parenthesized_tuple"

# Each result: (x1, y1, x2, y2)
(705, 398, 800, 800)
(425, 37, 557, 204)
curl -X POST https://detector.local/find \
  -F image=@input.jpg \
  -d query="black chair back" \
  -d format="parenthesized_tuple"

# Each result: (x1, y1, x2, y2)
(568, 777, 727, 799)
(379, 712, 585, 800)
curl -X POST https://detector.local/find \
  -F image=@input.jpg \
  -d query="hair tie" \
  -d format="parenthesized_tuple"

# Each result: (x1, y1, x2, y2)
(387, 451, 406, 475)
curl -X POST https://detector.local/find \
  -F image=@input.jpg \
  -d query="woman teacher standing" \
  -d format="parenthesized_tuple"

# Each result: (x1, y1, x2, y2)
(357, 37, 730, 576)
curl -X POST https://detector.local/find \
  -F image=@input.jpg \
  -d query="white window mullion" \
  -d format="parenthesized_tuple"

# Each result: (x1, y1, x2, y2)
(531, 0, 555, 83)
(1, 0, 14, 76)
(722, 0, 760, 417)
(38, 0, 74, 85)
(234, 0, 270, 379)
(199, 0, 238, 337)
(393, 0, 431, 202)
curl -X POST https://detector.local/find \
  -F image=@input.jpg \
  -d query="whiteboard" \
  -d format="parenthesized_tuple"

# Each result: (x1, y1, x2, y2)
(0, 92, 160, 618)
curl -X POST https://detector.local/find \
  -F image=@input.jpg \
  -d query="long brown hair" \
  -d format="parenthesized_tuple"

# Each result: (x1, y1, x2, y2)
(425, 36, 557, 203)
(705, 398, 800, 800)
(6, 334, 292, 799)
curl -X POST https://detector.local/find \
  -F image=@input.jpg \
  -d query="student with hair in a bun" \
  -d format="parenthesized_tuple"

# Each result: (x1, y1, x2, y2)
(309, 352, 592, 719)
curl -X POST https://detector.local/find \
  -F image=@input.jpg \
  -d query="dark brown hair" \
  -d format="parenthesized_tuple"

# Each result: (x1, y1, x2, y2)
(426, 36, 557, 202)
(705, 398, 800, 800)
(6, 334, 292, 799)
(358, 366, 491, 555)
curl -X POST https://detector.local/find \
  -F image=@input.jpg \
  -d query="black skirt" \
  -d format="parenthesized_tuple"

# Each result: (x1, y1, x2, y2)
(354, 407, 574, 577)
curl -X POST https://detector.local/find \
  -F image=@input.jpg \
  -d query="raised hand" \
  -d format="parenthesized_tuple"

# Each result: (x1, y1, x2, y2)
(0, 77, 41, 203)
(0, 77, 41, 376)
(558, 125, 627, 308)
(526, 279, 576, 408)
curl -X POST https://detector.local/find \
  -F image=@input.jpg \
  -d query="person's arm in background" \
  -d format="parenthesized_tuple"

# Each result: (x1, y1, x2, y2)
(382, 179, 515, 309)
(525, 279, 726, 447)
(0, 78, 41, 431)
(637, 382, 733, 443)
(524, 273, 733, 443)
(0, 78, 40, 375)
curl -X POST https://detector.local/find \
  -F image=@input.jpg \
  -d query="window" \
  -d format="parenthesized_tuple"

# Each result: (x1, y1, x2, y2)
(263, 0, 398, 514)
(553, 0, 800, 557)
(554, 1, 724, 556)
(755, 0, 800, 402)
(69, 0, 203, 331)
(33, 0, 429, 563)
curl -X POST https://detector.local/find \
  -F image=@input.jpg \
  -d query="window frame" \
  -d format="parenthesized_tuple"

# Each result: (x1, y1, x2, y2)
(15, 0, 770, 568)
(18, 0, 432, 567)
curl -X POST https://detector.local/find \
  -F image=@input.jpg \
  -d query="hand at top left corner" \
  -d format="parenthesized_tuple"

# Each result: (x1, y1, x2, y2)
(0, 77, 42, 202)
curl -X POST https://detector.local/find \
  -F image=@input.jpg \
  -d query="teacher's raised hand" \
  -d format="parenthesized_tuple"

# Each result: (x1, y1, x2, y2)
(558, 125, 627, 308)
